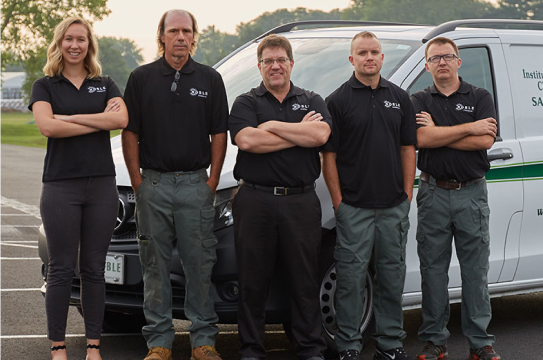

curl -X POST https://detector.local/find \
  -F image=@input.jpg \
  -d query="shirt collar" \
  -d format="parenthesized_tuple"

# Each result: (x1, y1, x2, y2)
(51, 73, 102, 84)
(254, 81, 304, 99)
(430, 76, 469, 95)
(347, 72, 388, 90)
(159, 55, 196, 76)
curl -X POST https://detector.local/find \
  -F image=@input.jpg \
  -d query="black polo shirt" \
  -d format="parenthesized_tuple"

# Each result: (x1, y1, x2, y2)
(29, 75, 121, 182)
(124, 56, 228, 172)
(229, 82, 332, 187)
(324, 74, 416, 209)
(411, 79, 496, 181)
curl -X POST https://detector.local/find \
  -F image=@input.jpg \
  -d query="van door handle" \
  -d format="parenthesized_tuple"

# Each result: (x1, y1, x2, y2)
(488, 149, 514, 162)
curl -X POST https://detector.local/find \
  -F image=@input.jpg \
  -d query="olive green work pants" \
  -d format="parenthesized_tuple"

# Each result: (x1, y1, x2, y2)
(416, 176, 495, 349)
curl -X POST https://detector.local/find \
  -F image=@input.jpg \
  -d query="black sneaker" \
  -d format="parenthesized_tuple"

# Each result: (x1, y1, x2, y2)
(416, 341, 449, 360)
(468, 346, 501, 360)
(339, 349, 360, 360)
(374, 347, 410, 360)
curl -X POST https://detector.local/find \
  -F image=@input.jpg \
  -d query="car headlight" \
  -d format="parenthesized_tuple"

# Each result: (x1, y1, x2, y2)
(214, 186, 238, 231)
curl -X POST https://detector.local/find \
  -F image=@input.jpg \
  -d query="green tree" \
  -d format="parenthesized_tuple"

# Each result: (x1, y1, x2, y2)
(341, 0, 492, 24)
(236, 7, 343, 45)
(490, 0, 543, 19)
(193, 7, 344, 66)
(1, 0, 111, 99)
(193, 25, 238, 66)
(98, 37, 143, 93)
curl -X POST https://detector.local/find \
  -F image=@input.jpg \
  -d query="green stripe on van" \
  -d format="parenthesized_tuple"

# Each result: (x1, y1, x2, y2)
(414, 162, 543, 187)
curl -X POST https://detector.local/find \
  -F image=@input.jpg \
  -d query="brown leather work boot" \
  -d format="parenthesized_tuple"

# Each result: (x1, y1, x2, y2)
(191, 345, 222, 360)
(144, 347, 172, 360)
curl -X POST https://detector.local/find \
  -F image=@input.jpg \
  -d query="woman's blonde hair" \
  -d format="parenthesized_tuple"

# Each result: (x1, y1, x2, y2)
(43, 17, 101, 78)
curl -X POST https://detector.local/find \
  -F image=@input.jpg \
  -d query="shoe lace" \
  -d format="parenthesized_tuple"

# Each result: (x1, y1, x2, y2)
(149, 347, 168, 356)
(341, 349, 359, 359)
(481, 346, 495, 354)
(201, 345, 220, 356)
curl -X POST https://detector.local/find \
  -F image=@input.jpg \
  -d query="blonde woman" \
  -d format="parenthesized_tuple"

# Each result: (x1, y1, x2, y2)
(29, 17, 128, 360)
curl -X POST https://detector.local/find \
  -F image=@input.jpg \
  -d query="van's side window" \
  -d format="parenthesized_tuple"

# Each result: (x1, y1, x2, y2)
(408, 47, 496, 104)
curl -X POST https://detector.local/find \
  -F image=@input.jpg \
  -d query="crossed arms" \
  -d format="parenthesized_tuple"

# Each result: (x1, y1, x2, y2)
(234, 110, 331, 154)
(416, 111, 496, 151)
(32, 97, 128, 138)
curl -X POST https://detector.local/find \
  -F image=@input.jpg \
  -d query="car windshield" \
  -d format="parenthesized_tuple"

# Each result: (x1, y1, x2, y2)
(217, 37, 419, 108)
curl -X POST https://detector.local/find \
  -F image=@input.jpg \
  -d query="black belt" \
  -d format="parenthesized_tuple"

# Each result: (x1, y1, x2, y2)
(240, 180, 314, 196)
(419, 172, 484, 190)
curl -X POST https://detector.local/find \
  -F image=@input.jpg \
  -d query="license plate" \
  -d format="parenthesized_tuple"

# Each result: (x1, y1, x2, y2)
(105, 253, 124, 285)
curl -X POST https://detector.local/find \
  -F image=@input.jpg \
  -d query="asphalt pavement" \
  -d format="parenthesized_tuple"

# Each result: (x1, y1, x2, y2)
(1, 144, 542, 359)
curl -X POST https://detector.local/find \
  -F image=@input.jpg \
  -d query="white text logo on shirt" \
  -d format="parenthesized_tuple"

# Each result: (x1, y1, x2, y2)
(88, 86, 106, 93)
(455, 103, 475, 113)
(383, 100, 401, 109)
(292, 103, 310, 111)
(190, 88, 208, 98)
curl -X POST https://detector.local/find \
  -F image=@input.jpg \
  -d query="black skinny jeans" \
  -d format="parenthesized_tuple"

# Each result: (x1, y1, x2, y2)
(41, 176, 118, 341)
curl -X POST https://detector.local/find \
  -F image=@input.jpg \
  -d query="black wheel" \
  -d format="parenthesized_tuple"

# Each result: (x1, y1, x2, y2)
(77, 307, 147, 333)
(319, 232, 375, 357)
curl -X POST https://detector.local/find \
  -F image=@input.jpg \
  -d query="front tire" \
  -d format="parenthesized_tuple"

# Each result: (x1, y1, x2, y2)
(319, 232, 375, 356)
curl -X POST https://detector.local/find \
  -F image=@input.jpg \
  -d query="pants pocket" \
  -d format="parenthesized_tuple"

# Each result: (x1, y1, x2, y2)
(138, 235, 156, 266)
(200, 208, 216, 240)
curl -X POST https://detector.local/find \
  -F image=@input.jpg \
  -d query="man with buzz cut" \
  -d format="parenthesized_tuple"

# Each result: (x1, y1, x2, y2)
(412, 37, 501, 360)
(228, 34, 331, 360)
(122, 9, 228, 360)
(322, 31, 416, 360)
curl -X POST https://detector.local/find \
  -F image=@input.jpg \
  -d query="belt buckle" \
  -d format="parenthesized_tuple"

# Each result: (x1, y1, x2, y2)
(449, 179, 462, 191)
(274, 187, 287, 196)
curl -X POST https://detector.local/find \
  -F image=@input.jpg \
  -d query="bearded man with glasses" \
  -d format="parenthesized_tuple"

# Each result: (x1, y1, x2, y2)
(228, 34, 331, 360)
(411, 37, 501, 360)
(122, 9, 228, 360)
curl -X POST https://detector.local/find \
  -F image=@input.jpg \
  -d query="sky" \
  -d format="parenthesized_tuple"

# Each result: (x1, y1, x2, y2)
(93, 0, 353, 63)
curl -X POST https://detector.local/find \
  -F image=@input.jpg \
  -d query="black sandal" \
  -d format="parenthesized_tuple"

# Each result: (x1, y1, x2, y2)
(87, 344, 100, 350)
(51, 345, 66, 351)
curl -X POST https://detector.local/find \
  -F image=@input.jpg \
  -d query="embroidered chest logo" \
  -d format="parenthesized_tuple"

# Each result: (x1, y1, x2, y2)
(383, 100, 401, 109)
(88, 86, 106, 93)
(292, 103, 310, 111)
(189, 88, 208, 98)
(456, 103, 475, 113)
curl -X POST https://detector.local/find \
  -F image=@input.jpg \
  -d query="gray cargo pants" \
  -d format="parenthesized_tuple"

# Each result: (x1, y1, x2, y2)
(416, 176, 495, 349)
(334, 198, 410, 352)
(135, 168, 219, 350)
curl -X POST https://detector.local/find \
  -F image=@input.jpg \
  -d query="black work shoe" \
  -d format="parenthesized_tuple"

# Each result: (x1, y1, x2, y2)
(339, 349, 360, 360)
(374, 347, 410, 360)
(415, 341, 448, 360)
(468, 346, 501, 360)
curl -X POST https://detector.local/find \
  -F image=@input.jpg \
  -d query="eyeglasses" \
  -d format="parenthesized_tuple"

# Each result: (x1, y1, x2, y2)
(259, 57, 290, 67)
(427, 54, 459, 64)
(170, 71, 180, 92)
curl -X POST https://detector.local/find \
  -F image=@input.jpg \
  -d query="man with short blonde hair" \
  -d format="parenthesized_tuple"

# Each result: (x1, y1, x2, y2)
(322, 31, 416, 360)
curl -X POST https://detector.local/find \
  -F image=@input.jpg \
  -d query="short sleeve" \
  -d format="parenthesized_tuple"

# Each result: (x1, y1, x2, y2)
(228, 94, 258, 145)
(400, 91, 417, 146)
(209, 70, 229, 135)
(124, 71, 142, 134)
(323, 93, 342, 153)
(28, 77, 51, 111)
(475, 88, 497, 120)
(410, 90, 428, 129)
(310, 93, 332, 130)
(105, 76, 122, 101)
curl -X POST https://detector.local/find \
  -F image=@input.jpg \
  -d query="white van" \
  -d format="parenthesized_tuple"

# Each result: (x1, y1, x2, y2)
(38, 19, 543, 350)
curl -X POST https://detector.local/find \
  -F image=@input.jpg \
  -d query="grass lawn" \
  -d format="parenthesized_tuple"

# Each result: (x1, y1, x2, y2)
(1, 111, 121, 148)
